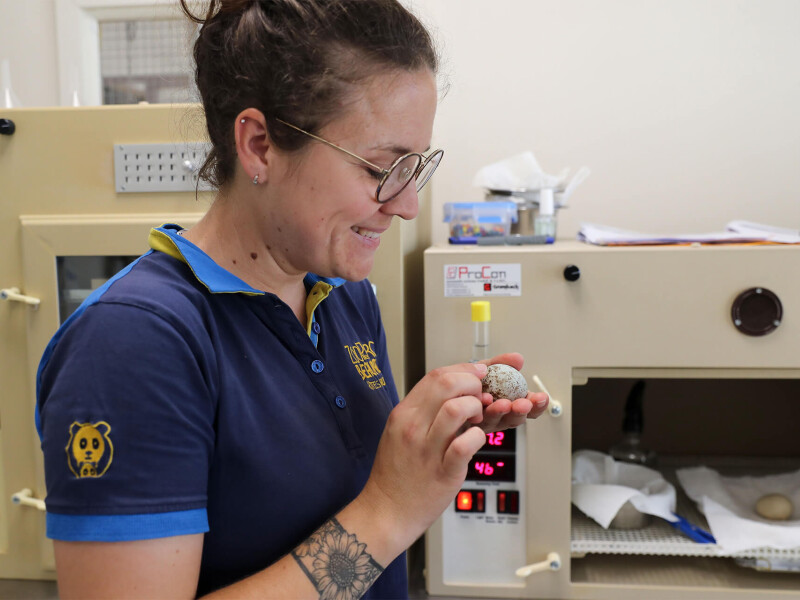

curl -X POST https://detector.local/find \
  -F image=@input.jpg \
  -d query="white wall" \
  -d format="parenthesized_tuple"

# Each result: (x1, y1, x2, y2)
(0, 0, 60, 107)
(414, 0, 800, 242)
(0, 0, 179, 107)
(2, 0, 798, 243)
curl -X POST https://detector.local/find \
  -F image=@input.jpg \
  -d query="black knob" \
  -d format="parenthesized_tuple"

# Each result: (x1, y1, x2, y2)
(731, 287, 782, 336)
(564, 265, 580, 282)
(0, 119, 15, 135)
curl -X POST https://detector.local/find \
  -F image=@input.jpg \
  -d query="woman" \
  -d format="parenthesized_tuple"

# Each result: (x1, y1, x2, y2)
(36, 1, 549, 598)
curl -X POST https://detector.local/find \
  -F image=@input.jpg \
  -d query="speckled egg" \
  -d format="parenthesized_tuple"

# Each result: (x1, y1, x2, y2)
(482, 364, 528, 401)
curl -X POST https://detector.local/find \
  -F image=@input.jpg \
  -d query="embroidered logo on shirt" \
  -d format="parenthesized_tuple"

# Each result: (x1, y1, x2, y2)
(344, 340, 386, 390)
(66, 421, 114, 478)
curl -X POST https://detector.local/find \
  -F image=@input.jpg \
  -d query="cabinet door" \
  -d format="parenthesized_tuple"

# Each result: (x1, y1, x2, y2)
(0, 103, 215, 580)
(0, 215, 200, 578)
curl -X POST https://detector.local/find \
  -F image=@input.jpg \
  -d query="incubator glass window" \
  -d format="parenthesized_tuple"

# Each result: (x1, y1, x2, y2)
(56, 256, 139, 323)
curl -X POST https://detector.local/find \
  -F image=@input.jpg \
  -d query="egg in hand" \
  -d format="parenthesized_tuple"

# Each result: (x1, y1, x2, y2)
(482, 364, 529, 401)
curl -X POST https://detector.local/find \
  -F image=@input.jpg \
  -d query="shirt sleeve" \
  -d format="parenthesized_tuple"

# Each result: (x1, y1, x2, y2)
(37, 299, 218, 542)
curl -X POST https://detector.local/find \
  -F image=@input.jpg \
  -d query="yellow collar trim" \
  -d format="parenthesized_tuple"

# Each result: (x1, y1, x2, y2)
(306, 281, 333, 335)
(149, 228, 184, 261)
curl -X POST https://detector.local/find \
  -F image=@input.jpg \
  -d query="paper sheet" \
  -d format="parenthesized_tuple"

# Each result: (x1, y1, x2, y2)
(572, 450, 677, 529)
(677, 466, 800, 552)
(578, 221, 800, 246)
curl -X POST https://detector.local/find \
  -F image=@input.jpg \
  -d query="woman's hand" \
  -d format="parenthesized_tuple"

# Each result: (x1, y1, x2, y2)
(477, 352, 549, 433)
(356, 354, 548, 554)
(357, 361, 490, 550)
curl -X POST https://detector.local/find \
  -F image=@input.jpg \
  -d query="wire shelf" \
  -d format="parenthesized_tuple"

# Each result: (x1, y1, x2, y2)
(571, 461, 800, 563)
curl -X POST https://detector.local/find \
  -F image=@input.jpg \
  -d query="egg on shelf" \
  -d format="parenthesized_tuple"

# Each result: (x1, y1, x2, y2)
(755, 493, 794, 521)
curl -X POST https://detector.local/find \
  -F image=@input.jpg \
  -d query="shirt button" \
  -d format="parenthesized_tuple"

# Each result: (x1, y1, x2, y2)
(335, 396, 347, 408)
(312, 322, 321, 334)
(311, 360, 324, 373)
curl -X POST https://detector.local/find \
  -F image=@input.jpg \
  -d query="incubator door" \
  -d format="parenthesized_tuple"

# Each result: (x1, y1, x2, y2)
(0, 105, 206, 579)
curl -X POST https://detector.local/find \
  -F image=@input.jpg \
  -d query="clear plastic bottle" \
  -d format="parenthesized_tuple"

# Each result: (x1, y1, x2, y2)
(534, 188, 557, 239)
(470, 300, 491, 362)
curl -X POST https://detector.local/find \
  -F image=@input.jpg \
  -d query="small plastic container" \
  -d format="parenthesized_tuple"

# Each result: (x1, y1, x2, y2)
(444, 201, 518, 243)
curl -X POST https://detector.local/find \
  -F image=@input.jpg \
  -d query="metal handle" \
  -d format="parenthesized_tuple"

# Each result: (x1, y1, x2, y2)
(0, 287, 40, 307)
(531, 375, 563, 418)
(11, 488, 46, 511)
(515, 552, 561, 578)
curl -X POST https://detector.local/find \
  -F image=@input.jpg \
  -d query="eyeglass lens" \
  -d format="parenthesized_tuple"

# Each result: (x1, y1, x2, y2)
(379, 154, 422, 202)
(378, 150, 443, 202)
(415, 150, 443, 192)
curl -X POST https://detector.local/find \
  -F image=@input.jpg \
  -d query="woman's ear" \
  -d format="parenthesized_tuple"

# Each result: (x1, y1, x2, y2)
(234, 108, 271, 184)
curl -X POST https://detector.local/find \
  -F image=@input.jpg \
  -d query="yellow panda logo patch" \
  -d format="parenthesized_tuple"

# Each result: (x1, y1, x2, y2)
(66, 422, 113, 479)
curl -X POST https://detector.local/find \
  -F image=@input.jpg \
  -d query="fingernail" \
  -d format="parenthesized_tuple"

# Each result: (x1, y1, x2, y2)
(536, 397, 549, 408)
(475, 363, 488, 377)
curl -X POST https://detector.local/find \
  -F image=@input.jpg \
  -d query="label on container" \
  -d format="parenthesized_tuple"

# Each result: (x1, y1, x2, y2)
(443, 264, 522, 297)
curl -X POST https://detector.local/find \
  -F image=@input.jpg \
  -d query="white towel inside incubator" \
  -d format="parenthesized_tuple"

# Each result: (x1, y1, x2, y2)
(677, 466, 800, 552)
(572, 450, 677, 529)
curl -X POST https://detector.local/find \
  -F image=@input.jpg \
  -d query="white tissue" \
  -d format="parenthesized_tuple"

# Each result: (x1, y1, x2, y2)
(572, 450, 677, 529)
(473, 151, 562, 191)
(677, 466, 800, 552)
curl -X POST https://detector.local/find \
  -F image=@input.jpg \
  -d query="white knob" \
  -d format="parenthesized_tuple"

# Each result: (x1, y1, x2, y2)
(0, 287, 40, 307)
(531, 375, 562, 418)
(548, 399, 563, 418)
(515, 552, 561, 578)
(11, 488, 46, 511)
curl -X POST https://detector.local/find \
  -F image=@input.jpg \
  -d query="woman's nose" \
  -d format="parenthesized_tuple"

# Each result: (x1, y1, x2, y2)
(381, 182, 420, 221)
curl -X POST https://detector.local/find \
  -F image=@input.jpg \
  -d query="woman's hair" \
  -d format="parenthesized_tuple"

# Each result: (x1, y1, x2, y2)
(179, 0, 439, 188)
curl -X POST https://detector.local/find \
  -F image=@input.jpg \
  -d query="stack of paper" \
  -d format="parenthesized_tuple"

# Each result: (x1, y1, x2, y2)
(578, 221, 800, 246)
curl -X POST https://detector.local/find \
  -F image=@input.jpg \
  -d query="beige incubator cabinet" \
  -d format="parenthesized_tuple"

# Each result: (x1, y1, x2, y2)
(423, 241, 800, 599)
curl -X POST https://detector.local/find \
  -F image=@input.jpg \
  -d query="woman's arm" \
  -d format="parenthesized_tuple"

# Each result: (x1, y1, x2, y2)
(54, 535, 205, 599)
(54, 510, 394, 600)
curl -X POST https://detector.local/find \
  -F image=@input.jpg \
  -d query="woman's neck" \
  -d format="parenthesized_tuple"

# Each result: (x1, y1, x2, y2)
(182, 191, 308, 324)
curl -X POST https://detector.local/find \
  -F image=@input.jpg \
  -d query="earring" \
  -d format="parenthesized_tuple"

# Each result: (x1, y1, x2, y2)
(253, 174, 259, 185)
(240, 119, 246, 124)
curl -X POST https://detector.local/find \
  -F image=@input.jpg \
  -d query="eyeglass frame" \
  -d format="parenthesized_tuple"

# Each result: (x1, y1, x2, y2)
(275, 118, 443, 203)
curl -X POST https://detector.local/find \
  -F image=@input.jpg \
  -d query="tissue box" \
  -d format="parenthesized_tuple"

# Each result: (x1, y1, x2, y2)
(444, 202, 517, 242)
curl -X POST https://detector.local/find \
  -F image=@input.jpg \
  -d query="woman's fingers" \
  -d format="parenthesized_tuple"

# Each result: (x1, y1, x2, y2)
(406, 363, 486, 420)
(442, 425, 486, 480)
(527, 392, 550, 418)
(426, 395, 484, 455)
(479, 392, 550, 432)
(479, 352, 524, 371)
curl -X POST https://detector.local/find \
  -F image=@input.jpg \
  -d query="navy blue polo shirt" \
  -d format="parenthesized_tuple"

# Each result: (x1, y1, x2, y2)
(36, 224, 406, 598)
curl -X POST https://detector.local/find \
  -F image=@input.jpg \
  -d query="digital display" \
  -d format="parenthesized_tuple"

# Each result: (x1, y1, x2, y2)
(466, 455, 516, 482)
(480, 429, 516, 454)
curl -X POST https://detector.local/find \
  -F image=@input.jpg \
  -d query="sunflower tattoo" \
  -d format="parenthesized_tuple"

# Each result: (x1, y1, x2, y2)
(292, 517, 383, 600)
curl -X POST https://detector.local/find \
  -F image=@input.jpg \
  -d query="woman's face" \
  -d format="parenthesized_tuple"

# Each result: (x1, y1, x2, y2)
(262, 68, 438, 282)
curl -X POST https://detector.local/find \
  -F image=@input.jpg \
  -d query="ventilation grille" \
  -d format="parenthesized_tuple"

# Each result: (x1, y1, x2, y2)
(113, 142, 212, 193)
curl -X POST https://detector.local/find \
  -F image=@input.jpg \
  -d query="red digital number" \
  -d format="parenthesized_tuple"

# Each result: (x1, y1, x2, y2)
(474, 461, 494, 476)
(486, 431, 505, 446)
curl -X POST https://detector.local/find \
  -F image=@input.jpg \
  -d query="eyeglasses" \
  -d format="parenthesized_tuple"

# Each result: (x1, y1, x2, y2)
(276, 118, 443, 203)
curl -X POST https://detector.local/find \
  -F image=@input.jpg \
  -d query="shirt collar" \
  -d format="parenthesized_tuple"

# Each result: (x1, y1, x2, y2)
(148, 224, 345, 294)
